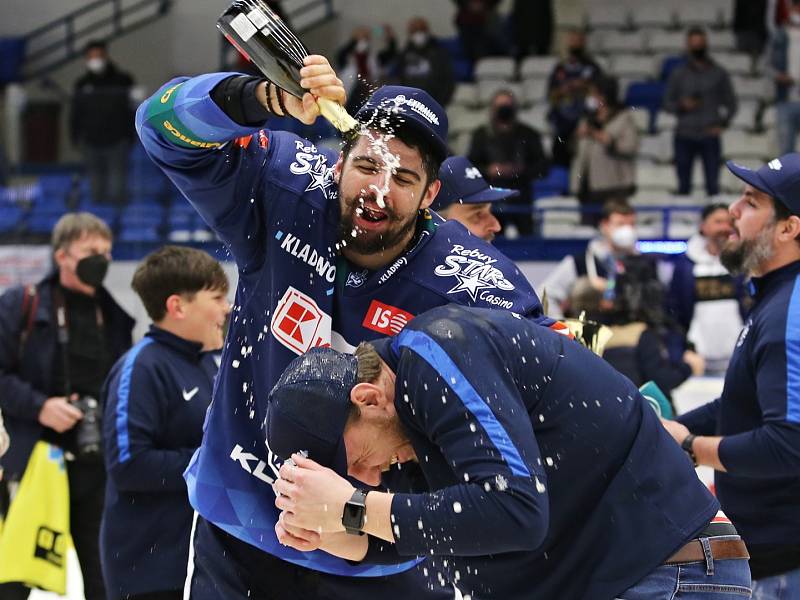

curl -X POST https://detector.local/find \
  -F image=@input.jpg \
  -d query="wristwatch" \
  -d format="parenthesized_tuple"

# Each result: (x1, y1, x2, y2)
(681, 433, 698, 466)
(342, 488, 369, 536)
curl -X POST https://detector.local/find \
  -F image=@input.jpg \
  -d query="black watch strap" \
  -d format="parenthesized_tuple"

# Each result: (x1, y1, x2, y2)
(681, 433, 698, 466)
(342, 488, 369, 536)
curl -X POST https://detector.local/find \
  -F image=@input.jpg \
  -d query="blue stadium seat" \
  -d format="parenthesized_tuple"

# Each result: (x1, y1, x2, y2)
(533, 166, 570, 199)
(118, 225, 161, 242)
(0, 206, 24, 232)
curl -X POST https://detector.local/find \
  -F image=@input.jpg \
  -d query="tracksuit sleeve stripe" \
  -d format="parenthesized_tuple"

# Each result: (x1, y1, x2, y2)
(785, 276, 800, 423)
(115, 338, 155, 463)
(396, 329, 532, 477)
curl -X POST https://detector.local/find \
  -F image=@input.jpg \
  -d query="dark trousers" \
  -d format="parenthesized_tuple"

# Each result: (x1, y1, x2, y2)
(674, 135, 721, 196)
(129, 591, 183, 600)
(187, 517, 452, 600)
(82, 139, 130, 205)
(0, 460, 107, 600)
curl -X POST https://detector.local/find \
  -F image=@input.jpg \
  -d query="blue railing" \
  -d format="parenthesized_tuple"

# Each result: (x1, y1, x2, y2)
(21, 0, 170, 80)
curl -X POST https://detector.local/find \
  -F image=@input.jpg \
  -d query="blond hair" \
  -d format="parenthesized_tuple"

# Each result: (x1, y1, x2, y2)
(51, 212, 112, 251)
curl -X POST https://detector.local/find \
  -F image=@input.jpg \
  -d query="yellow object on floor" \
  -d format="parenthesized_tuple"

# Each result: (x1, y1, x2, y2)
(0, 442, 71, 594)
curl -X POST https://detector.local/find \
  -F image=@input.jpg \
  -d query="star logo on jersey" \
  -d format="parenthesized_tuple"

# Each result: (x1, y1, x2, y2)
(434, 244, 515, 308)
(271, 287, 332, 355)
(446, 271, 495, 301)
(289, 143, 336, 197)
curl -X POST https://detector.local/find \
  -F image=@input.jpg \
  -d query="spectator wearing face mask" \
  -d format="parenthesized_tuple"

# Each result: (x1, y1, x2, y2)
(540, 201, 641, 319)
(337, 25, 396, 114)
(69, 40, 135, 205)
(668, 203, 750, 375)
(664, 27, 737, 197)
(389, 17, 455, 107)
(547, 29, 604, 167)
(571, 76, 639, 225)
(467, 89, 549, 237)
(768, 0, 800, 155)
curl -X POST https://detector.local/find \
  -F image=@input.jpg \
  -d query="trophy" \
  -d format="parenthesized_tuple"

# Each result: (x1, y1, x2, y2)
(563, 311, 613, 357)
(217, 0, 358, 133)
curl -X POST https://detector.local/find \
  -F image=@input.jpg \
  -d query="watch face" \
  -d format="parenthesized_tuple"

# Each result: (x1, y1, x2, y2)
(343, 501, 365, 529)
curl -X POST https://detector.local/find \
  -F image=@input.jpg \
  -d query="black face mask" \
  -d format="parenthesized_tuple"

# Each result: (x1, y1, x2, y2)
(495, 105, 516, 123)
(75, 254, 109, 289)
(690, 47, 708, 61)
(568, 46, 585, 59)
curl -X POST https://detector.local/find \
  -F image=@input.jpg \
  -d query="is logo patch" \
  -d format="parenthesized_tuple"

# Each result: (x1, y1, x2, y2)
(363, 300, 414, 335)
(271, 287, 332, 355)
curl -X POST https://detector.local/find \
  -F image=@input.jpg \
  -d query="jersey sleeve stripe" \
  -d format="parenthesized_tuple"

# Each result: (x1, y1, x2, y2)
(785, 276, 800, 423)
(115, 338, 155, 463)
(395, 329, 532, 478)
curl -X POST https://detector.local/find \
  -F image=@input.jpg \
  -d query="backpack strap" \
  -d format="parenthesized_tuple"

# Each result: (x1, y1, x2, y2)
(18, 284, 39, 358)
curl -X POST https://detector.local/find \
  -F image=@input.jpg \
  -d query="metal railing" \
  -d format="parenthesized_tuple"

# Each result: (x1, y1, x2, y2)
(21, 0, 171, 80)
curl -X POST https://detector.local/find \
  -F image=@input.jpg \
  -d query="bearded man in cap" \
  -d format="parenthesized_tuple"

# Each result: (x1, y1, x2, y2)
(136, 53, 561, 599)
(663, 153, 800, 599)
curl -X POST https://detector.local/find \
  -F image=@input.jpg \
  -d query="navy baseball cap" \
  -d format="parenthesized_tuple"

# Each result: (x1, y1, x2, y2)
(727, 153, 800, 216)
(265, 347, 358, 477)
(355, 85, 449, 162)
(431, 156, 520, 212)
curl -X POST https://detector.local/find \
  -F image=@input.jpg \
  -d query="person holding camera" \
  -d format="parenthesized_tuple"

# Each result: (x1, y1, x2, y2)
(0, 212, 134, 600)
(101, 246, 229, 600)
(571, 75, 639, 225)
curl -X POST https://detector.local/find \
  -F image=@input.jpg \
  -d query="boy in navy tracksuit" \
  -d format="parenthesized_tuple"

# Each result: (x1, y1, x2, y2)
(267, 305, 752, 600)
(665, 154, 800, 598)
(136, 51, 566, 598)
(100, 246, 230, 600)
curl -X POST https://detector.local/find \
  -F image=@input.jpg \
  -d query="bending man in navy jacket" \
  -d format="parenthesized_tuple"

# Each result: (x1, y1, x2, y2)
(268, 304, 751, 599)
(101, 246, 230, 600)
(664, 153, 800, 598)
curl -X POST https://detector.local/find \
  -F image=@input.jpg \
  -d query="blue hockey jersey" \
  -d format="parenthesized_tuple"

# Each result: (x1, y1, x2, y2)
(136, 73, 551, 577)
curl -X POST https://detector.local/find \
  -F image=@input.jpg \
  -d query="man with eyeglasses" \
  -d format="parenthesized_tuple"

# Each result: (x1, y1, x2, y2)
(0, 212, 134, 600)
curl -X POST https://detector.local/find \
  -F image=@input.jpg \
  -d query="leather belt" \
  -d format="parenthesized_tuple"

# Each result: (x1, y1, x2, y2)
(665, 538, 750, 565)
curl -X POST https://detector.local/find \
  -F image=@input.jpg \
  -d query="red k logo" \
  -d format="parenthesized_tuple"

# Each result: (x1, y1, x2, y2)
(271, 287, 332, 355)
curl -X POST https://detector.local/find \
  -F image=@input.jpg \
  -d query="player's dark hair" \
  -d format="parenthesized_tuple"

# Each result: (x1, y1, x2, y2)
(341, 123, 441, 189)
(701, 202, 730, 222)
(132, 245, 229, 321)
(600, 200, 635, 222)
(84, 40, 107, 54)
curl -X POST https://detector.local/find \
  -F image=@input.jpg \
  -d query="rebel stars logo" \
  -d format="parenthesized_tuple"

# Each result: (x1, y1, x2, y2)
(434, 245, 516, 308)
(290, 141, 336, 197)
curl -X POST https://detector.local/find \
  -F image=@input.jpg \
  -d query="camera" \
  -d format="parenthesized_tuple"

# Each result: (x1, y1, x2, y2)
(71, 395, 103, 459)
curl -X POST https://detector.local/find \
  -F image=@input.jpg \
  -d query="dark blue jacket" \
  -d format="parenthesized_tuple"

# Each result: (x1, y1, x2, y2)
(136, 73, 552, 578)
(0, 272, 134, 478)
(100, 326, 217, 599)
(367, 305, 718, 600)
(679, 261, 800, 550)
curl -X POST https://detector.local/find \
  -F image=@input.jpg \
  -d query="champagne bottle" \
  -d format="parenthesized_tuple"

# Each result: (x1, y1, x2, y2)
(217, 0, 357, 133)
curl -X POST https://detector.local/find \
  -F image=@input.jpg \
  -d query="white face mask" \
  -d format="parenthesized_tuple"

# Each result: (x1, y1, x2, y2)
(355, 39, 370, 53)
(585, 95, 601, 112)
(610, 224, 638, 249)
(86, 58, 106, 73)
(410, 31, 429, 47)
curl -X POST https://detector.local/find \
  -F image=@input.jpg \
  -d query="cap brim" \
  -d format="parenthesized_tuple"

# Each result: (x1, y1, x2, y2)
(461, 186, 520, 204)
(726, 160, 776, 198)
(356, 108, 448, 162)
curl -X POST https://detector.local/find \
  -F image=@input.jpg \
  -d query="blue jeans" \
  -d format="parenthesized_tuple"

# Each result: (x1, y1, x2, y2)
(617, 553, 751, 599)
(776, 102, 800, 156)
(752, 564, 800, 599)
(674, 135, 721, 196)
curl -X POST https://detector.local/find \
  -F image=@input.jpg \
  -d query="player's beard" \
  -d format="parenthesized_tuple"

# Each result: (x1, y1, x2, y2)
(720, 223, 775, 276)
(338, 193, 420, 255)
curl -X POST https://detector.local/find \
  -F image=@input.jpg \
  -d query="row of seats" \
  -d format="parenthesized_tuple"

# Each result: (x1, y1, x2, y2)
(584, 0, 734, 30)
